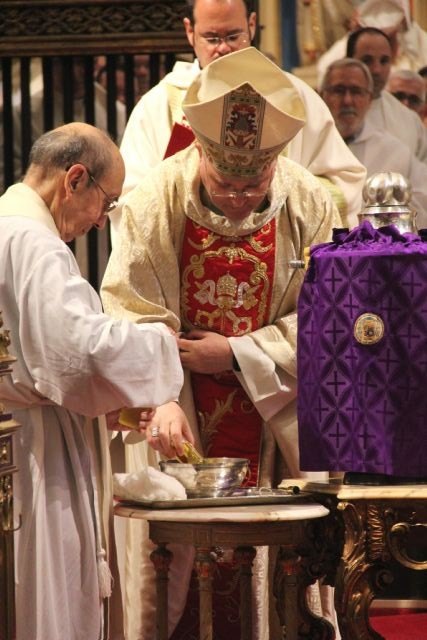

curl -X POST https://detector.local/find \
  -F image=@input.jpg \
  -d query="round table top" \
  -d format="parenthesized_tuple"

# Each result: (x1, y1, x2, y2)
(114, 502, 329, 523)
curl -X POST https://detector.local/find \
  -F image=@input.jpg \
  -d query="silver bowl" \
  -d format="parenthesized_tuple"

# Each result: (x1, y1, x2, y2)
(159, 457, 250, 498)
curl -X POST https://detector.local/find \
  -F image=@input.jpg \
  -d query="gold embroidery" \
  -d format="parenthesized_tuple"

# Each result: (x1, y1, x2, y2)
(217, 273, 237, 298)
(247, 222, 273, 253)
(198, 390, 237, 454)
(182, 246, 270, 334)
(188, 226, 273, 253)
(194, 272, 256, 333)
(188, 226, 218, 250)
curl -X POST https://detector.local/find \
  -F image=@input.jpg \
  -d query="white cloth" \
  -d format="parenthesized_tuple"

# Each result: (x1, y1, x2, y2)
(119, 60, 200, 197)
(113, 469, 186, 502)
(365, 91, 427, 163)
(358, 0, 406, 30)
(349, 120, 427, 228)
(0, 183, 183, 640)
(114, 58, 365, 241)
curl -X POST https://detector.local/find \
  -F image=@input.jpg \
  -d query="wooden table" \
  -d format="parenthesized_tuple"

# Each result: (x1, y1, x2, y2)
(286, 480, 427, 640)
(115, 501, 334, 640)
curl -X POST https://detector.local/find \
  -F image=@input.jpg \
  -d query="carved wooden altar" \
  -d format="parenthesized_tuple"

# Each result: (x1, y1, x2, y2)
(288, 480, 427, 640)
(0, 312, 21, 640)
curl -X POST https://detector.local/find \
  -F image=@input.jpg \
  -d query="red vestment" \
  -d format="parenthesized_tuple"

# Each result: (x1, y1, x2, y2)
(180, 217, 276, 482)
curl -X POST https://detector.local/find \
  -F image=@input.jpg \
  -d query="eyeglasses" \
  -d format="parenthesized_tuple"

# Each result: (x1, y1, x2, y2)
(211, 189, 267, 202)
(86, 168, 119, 214)
(391, 91, 424, 108)
(200, 32, 249, 49)
(324, 85, 371, 99)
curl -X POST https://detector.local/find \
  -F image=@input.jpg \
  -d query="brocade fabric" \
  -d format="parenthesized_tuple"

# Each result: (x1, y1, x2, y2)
(298, 222, 427, 476)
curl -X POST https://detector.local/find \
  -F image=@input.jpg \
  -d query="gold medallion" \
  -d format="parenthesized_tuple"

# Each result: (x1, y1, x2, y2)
(354, 313, 384, 345)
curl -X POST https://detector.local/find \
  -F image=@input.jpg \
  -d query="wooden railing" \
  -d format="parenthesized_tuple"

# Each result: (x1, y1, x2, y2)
(0, 0, 193, 290)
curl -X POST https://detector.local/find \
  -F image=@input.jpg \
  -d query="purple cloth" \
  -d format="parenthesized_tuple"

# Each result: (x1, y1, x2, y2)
(297, 222, 427, 476)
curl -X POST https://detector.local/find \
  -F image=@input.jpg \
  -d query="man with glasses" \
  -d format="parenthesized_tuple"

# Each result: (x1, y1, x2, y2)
(0, 122, 189, 640)
(386, 68, 427, 120)
(102, 47, 341, 640)
(87, 167, 120, 214)
(321, 57, 427, 228)
(114, 0, 366, 243)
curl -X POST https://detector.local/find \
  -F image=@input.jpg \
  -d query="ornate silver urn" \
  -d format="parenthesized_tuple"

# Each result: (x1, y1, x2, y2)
(358, 171, 417, 233)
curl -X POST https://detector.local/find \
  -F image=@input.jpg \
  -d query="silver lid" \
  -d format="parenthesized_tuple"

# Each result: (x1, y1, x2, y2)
(363, 172, 412, 208)
(358, 172, 417, 233)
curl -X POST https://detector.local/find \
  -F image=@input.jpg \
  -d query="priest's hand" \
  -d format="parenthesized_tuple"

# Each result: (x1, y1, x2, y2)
(145, 401, 195, 458)
(106, 409, 122, 430)
(177, 329, 233, 374)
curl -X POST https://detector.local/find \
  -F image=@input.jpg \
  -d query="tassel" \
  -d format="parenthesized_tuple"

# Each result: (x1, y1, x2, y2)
(97, 549, 113, 599)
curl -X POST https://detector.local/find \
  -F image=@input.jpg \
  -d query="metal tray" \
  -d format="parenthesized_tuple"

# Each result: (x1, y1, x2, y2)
(114, 486, 312, 510)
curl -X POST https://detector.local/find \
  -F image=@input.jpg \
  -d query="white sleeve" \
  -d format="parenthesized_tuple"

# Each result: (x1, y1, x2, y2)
(17, 239, 183, 418)
(228, 335, 296, 422)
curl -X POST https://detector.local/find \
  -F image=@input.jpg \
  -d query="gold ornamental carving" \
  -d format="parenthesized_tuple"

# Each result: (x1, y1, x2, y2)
(0, 313, 20, 433)
(335, 498, 427, 639)
(0, 475, 20, 534)
(366, 503, 388, 563)
(384, 505, 427, 571)
(0, 310, 21, 640)
(0, 311, 21, 533)
(0, 318, 16, 370)
(335, 501, 394, 639)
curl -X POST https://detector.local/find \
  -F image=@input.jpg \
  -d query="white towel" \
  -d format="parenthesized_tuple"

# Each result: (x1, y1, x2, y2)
(113, 467, 186, 502)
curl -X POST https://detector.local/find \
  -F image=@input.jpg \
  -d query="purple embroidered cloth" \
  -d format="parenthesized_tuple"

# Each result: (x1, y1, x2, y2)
(297, 222, 427, 476)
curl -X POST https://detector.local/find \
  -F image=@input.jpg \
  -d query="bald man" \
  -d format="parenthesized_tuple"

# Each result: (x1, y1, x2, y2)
(0, 122, 189, 640)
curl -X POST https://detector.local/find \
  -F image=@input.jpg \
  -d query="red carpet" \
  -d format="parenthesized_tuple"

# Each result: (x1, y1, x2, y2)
(370, 611, 427, 639)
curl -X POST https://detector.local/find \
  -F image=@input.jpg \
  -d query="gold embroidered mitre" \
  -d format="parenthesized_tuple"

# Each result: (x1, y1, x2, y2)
(182, 47, 306, 177)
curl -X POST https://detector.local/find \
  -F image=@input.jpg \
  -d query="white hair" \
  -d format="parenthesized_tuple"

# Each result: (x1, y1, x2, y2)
(388, 69, 426, 101)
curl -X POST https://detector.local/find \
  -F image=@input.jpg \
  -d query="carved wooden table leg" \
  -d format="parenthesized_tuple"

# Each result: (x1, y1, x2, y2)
(150, 543, 173, 640)
(194, 546, 216, 640)
(295, 511, 341, 640)
(334, 501, 393, 640)
(234, 545, 257, 640)
(116, 502, 331, 640)
(274, 544, 301, 640)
